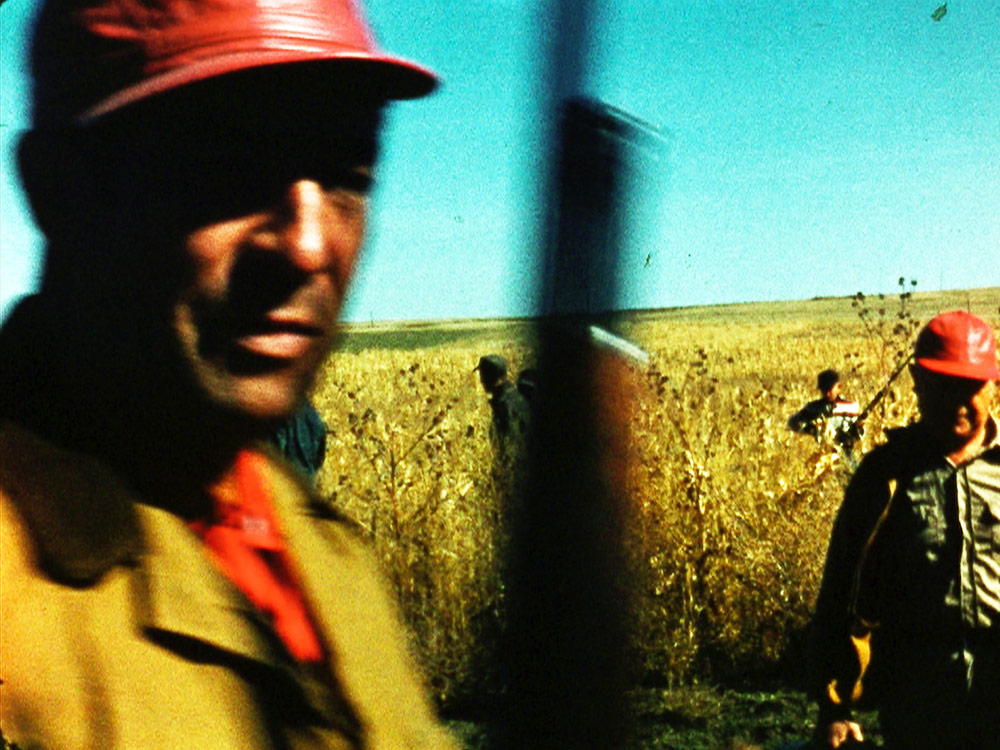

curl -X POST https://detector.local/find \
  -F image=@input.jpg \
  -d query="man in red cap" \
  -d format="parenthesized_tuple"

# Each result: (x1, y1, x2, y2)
(0, 1, 456, 747)
(809, 310, 999, 749)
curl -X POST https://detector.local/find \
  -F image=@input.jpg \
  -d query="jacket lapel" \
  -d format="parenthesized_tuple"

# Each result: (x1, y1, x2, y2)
(133, 502, 287, 668)
(266, 459, 440, 746)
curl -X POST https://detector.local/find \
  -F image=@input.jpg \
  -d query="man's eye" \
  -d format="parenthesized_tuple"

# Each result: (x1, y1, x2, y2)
(318, 168, 373, 195)
(326, 186, 369, 215)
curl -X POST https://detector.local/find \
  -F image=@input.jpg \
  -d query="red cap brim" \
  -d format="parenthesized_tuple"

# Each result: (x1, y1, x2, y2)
(916, 357, 999, 381)
(81, 52, 437, 122)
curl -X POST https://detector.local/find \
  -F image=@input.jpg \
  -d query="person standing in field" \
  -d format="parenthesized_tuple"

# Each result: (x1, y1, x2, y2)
(475, 354, 531, 448)
(788, 368, 862, 444)
(0, 1, 457, 748)
(808, 311, 1000, 749)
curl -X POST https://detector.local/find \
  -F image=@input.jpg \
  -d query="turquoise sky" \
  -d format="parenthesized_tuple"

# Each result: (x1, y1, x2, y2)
(2, 0, 998, 323)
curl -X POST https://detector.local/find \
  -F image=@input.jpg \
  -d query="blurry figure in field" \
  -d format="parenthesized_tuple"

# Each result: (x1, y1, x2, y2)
(788, 369, 862, 446)
(269, 399, 328, 484)
(808, 311, 1000, 750)
(475, 354, 531, 447)
(0, 0, 457, 747)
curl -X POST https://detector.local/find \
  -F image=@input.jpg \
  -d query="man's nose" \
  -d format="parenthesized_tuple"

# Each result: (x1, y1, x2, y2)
(278, 180, 330, 273)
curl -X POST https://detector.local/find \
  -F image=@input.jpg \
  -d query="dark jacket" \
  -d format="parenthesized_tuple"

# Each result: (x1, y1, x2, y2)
(489, 381, 531, 444)
(809, 421, 1000, 748)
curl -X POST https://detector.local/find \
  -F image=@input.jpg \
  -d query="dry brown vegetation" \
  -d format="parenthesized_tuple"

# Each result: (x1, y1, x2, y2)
(313, 287, 999, 713)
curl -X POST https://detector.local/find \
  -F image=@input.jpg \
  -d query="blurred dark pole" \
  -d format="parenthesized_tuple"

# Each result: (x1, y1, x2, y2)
(488, 0, 658, 744)
(544, 101, 653, 316)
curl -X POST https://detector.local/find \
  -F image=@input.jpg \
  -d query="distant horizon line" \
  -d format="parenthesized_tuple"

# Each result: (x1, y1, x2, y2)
(338, 284, 999, 330)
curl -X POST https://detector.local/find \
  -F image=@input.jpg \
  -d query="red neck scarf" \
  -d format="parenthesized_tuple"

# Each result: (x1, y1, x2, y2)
(189, 450, 323, 662)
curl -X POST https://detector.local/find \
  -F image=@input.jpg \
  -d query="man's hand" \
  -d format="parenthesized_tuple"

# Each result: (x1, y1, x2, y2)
(823, 720, 864, 747)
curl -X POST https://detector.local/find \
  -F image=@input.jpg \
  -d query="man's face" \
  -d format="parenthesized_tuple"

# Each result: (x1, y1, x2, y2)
(912, 366, 997, 448)
(822, 382, 841, 403)
(101, 90, 381, 423)
(174, 169, 370, 420)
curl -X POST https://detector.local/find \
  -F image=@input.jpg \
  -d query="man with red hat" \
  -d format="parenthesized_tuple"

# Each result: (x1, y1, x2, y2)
(0, 1, 457, 748)
(809, 310, 1000, 749)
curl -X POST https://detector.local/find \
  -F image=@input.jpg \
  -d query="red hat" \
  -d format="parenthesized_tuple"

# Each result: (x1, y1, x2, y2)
(30, 0, 437, 127)
(915, 311, 999, 381)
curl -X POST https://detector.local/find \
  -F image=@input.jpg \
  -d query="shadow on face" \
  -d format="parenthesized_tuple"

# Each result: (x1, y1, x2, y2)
(912, 365, 997, 447)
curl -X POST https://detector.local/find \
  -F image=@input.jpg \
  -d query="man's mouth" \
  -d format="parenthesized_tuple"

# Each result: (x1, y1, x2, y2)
(232, 315, 325, 360)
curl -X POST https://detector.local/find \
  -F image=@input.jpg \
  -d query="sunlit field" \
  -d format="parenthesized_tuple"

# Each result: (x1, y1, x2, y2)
(312, 286, 998, 744)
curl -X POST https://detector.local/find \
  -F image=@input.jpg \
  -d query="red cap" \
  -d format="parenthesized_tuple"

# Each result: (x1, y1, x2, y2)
(30, 0, 437, 126)
(915, 311, 999, 381)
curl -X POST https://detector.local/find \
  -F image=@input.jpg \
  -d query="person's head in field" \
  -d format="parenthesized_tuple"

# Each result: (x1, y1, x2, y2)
(18, 0, 435, 427)
(475, 354, 508, 393)
(817, 369, 841, 402)
(910, 311, 998, 453)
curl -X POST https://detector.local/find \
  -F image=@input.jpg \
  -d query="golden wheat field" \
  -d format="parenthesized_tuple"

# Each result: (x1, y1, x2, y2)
(311, 286, 999, 709)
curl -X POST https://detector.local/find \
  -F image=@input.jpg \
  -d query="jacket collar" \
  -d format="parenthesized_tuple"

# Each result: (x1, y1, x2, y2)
(1, 419, 143, 585)
(2, 420, 283, 664)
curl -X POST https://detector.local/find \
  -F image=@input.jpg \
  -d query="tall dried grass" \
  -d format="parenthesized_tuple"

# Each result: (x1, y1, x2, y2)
(313, 289, 999, 707)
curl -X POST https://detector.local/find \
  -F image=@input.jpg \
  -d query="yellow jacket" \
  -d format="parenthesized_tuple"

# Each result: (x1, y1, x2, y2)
(0, 420, 457, 750)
